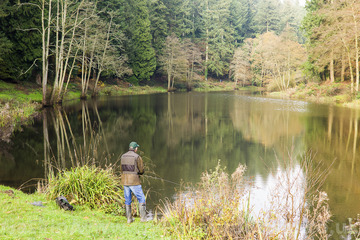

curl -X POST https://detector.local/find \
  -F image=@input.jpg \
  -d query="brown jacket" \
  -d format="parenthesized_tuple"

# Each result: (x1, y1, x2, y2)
(120, 150, 144, 186)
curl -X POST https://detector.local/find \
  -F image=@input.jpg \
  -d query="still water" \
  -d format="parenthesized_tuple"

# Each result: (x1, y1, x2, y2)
(1, 91, 360, 238)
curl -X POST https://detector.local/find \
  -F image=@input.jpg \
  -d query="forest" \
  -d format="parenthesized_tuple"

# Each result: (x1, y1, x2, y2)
(0, 0, 358, 106)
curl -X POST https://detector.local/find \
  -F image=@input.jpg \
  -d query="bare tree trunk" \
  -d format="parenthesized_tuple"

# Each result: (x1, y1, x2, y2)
(352, 4, 359, 92)
(63, 49, 79, 99)
(49, 0, 84, 104)
(167, 48, 173, 91)
(347, 50, 354, 94)
(205, 0, 209, 81)
(81, 22, 88, 99)
(329, 49, 335, 83)
(41, 0, 52, 107)
(205, 30, 208, 82)
(341, 49, 346, 82)
(93, 16, 113, 97)
(339, 29, 354, 93)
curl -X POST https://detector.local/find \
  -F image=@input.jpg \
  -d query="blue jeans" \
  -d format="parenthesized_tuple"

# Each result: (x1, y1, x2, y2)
(124, 185, 146, 205)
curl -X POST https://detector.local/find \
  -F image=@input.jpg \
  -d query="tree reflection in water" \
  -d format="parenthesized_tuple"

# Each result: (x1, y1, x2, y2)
(42, 101, 114, 179)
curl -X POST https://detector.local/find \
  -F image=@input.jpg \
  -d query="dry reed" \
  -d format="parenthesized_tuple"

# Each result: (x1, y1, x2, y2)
(159, 150, 332, 239)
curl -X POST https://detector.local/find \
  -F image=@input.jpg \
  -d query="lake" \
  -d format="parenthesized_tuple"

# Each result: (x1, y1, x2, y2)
(1, 91, 359, 238)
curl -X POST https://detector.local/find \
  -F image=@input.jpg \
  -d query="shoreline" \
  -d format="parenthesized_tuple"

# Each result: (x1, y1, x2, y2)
(1, 79, 359, 142)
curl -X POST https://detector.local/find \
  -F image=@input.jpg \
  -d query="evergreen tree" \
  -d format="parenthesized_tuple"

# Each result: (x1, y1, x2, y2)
(0, 0, 12, 81)
(254, 0, 282, 34)
(230, 0, 256, 45)
(301, 0, 325, 79)
(126, 0, 156, 83)
(163, 0, 182, 35)
(279, 0, 306, 43)
(148, 0, 169, 62)
(0, 0, 41, 81)
(204, 0, 235, 78)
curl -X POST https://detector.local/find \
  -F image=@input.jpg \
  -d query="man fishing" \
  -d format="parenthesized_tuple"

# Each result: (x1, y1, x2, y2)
(120, 141, 147, 223)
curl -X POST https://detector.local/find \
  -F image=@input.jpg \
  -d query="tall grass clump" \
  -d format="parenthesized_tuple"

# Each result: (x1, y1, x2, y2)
(46, 165, 124, 214)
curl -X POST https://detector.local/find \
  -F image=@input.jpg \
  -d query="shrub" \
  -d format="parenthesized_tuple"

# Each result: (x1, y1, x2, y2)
(46, 165, 124, 215)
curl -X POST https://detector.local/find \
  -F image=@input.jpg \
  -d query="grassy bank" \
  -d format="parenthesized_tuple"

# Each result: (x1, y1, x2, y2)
(269, 81, 357, 107)
(0, 185, 167, 240)
(0, 81, 42, 142)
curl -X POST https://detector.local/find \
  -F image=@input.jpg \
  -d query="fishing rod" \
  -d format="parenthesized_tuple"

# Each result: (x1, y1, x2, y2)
(143, 175, 181, 186)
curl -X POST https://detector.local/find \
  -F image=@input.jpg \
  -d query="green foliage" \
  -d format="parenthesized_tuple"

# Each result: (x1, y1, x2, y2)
(230, 0, 255, 44)
(253, 0, 282, 34)
(0, 0, 41, 81)
(126, 0, 156, 83)
(46, 166, 124, 215)
(0, 0, 307, 88)
(148, 0, 168, 59)
(205, 0, 235, 77)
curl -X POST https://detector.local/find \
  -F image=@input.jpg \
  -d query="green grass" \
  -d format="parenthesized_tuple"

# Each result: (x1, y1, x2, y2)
(0, 185, 168, 240)
(0, 81, 42, 103)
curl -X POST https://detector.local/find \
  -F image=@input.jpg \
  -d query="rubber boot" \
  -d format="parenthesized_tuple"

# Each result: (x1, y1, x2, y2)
(125, 205, 133, 224)
(140, 203, 147, 222)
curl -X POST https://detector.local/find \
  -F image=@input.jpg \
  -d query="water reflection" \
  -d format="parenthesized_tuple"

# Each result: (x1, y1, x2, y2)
(42, 101, 116, 180)
(2, 92, 360, 238)
(246, 164, 308, 238)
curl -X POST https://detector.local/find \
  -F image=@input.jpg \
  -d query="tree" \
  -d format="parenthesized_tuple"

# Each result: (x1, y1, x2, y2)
(148, 0, 169, 61)
(251, 30, 306, 91)
(125, 0, 156, 83)
(159, 34, 187, 91)
(0, 0, 41, 82)
(301, 0, 329, 81)
(254, 0, 282, 34)
(305, 0, 360, 93)
(0, 0, 13, 80)
(91, 14, 131, 96)
(332, 0, 360, 93)
(230, 40, 252, 88)
(183, 38, 203, 88)
(279, 0, 306, 42)
(50, 0, 93, 104)
(40, 0, 52, 106)
(230, 0, 256, 45)
(200, 0, 235, 79)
